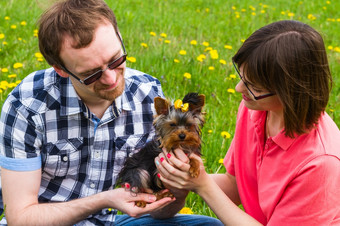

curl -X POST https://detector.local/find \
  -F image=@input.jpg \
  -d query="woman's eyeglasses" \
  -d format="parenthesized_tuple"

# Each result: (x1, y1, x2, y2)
(232, 60, 274, 100)
(61, 32, 127, 85)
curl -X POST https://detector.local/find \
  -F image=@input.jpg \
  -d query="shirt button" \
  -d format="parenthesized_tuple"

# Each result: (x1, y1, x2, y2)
(94, 152, 100, 159)
(62, 156, 68, 162)
(90, 183, 96, 189)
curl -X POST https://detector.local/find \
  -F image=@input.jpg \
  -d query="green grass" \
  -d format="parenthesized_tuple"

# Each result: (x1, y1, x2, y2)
(1, 0, 339, 218)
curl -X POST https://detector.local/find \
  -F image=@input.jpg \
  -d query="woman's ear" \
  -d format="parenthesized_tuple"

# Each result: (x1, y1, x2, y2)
(53, 65, 69, 78)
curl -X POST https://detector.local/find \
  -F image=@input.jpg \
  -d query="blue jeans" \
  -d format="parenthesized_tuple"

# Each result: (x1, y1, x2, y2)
(114, 214, 223, 226)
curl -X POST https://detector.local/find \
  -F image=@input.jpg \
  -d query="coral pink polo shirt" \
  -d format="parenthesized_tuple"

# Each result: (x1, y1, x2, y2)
(224, 101, 340, 225)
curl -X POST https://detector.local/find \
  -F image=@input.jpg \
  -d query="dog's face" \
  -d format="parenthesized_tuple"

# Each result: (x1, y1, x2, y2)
(153, 93, 205, 154)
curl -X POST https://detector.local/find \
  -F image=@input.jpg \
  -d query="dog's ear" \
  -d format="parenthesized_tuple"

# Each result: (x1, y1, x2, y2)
(154, 97, 169, 115)
(183, 93, 205, 114)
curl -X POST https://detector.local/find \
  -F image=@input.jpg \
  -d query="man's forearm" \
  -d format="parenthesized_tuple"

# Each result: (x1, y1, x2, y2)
(6, 192, 108, 226)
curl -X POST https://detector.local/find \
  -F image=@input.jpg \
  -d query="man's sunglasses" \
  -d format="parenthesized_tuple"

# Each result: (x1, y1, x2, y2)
(61, 32, 127, 85)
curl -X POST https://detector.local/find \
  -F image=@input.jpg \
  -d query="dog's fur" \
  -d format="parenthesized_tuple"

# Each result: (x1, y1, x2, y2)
(117, 92, 205, 207)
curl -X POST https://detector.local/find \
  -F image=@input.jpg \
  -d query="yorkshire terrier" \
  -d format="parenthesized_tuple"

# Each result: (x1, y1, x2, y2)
(117, 92, 205, 207)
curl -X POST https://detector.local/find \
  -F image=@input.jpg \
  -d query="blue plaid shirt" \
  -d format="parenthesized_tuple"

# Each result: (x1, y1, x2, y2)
(0, 67, 164, 225)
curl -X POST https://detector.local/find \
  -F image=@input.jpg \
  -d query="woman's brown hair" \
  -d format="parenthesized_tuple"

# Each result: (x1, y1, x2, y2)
(38, 0, 118, 67)
(233, 20, 332, 138)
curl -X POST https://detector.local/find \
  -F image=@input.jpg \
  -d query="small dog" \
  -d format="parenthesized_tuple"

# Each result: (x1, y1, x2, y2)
(117, 92, 205, 207)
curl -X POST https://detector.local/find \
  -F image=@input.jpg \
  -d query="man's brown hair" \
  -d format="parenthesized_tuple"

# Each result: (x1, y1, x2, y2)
(233, 20, 332, 138)
(38, 0, 118, 67)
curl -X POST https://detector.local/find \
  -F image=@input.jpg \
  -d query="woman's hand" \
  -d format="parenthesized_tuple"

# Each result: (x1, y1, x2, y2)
(155, 149, 209, 193)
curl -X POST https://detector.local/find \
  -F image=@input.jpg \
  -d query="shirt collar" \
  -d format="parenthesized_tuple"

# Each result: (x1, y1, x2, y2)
(249, 105, 297, 151)
(59, 70, 135, 117)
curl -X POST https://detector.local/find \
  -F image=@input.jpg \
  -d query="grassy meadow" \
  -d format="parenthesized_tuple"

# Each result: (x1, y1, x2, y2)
(0, 0, 339, 218)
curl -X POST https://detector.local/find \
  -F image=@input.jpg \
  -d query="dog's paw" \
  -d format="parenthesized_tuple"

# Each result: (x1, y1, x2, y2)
(155, 190, 174, 200)
(135, 200, 147, 208)
(189, 158, 200, 178)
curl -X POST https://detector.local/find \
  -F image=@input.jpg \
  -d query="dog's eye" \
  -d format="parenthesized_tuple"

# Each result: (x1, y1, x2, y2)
(170, 123, 177, 127)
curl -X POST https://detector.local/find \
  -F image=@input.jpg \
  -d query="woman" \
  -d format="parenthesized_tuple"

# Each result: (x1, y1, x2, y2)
(156, 20, 340, 225)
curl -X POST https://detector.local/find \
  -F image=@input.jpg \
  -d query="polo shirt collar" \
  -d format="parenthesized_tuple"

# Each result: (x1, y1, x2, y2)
(249, 107, 297, 151)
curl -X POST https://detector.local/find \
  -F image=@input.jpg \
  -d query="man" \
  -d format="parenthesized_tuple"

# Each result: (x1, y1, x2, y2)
(0, 0, 223, 225)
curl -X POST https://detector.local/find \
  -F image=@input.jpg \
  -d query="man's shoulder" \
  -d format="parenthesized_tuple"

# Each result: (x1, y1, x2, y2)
(125, 67, 161, 85)
(5, 68, 63, 113)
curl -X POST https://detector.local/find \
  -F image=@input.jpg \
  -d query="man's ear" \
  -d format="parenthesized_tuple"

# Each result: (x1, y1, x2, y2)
(53, 65, 69, 78)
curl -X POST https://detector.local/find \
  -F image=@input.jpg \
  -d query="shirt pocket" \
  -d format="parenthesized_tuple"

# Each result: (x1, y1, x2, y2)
(113, 133, 150, 179)
(41, 138, 83, 179)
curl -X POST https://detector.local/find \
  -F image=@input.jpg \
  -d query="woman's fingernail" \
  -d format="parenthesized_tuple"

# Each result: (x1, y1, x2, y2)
(149, 195, 156, 201)
(160, 157, 164, 162)
(125, 183, 130, 189)
(157, 173, 161, 178)
(167, 153, 171, 158)
(156, 160, 160, 165)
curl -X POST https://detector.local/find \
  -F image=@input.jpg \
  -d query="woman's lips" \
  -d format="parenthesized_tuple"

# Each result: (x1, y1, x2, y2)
(242, 94, 252, 101)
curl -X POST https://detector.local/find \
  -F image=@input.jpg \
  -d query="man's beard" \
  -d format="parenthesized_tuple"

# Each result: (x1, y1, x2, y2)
(94, 79, 125, 101)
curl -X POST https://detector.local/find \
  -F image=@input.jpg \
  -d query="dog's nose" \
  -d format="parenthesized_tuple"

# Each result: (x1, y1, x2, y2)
(179, 133, 186, 140)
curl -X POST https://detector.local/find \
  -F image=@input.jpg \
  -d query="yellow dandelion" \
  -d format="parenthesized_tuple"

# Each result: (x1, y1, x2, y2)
(126, 56, 136, 63)
(288, 12, 295, 17)
(20, 21, 27, 26)
(33, 30, 38, 37)
(221, 131, 231, 139)
(179, 207, 193, 214)
(204, 47, 213, 52)
(229, 74, 237, 79)
(209, 49, 219, 59)
(208, 66, 215, 70)
(1, 68, 8, 73)
(164, 40, 171, 44)
(37, 58, 44, 62)
(174, 59, 180, 63)
(196, 54, 206, 62)
(0, 34, 5, 39)
(224, 45, 232, 50)
(205, 8, 210, 13)
(158, 38, 163, 42)
(160, 33, 167, 38)
(8, 74, 17, 78)
(208, 129, 213, 134)
(3, 42, 8, 45)
(179, 50, 187, 55)
(10, 25, 17, 29)
(219, 59, 227, 65)
(35, 52, 43, 58)
(0, 89, 2, 94)
(13, 63, 23, 69)
(219, 159, 224, 164)
(232, 6, 236, 10)
(227, 88, 235, 94)
(183, 72, 191, 79)
(190, 40, 197, 45)
(202, 41, 209, 47)
(326, 0, 331, 4)
(140, 43, 148, 48)
(308, 14, 316, 20)
(16, 80, 22, 84)
(251, 12, 256, 16)
(334, 47, 340, 53)
(4, 16, 10, 20)
(328, 46, 333, 50)
(149, 31, 156, 36)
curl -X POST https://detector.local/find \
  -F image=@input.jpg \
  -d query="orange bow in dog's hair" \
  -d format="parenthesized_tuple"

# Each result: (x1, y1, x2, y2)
(174, 99, 189, 112)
